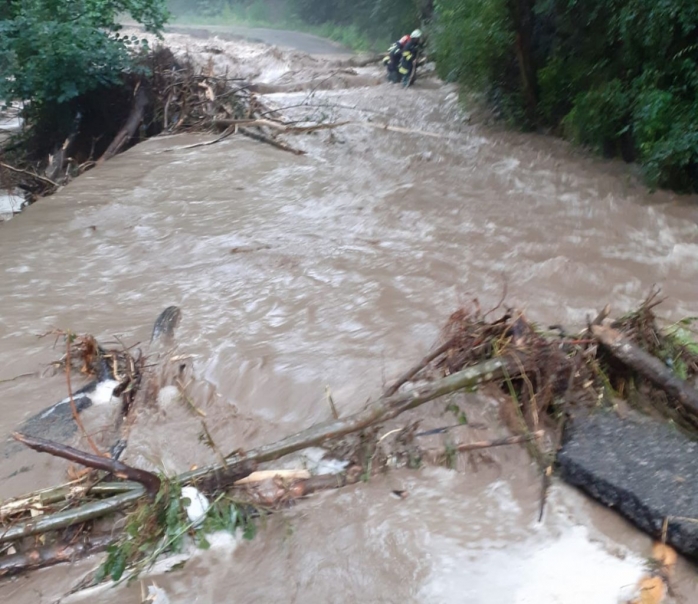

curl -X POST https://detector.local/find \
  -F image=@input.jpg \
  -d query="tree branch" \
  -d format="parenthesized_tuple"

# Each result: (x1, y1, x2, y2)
(11, 433, 161, 498)
(181, 356, 518, 485)
(0, 487, 144, 544)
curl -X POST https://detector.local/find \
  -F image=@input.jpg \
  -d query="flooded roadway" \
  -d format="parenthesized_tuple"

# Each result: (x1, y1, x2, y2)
(1, 27, 697, 603)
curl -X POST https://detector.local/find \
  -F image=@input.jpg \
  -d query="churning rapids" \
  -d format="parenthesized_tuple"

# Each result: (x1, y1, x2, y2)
(1, 26, 698, 603)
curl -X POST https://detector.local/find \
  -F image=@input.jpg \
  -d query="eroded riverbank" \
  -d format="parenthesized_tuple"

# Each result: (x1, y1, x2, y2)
(1, 28, 697, 603)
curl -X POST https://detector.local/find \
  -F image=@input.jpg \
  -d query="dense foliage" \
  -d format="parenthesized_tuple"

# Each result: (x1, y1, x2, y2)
(434, 0, 698, 192)
(0, 0, 168, 111)
(168, 0, 429, 46)
(286, 0, 425, 40)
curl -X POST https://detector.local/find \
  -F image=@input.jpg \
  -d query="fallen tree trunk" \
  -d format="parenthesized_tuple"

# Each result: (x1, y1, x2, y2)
(2, 355, 518, 545)
(592, 325, 698, 419)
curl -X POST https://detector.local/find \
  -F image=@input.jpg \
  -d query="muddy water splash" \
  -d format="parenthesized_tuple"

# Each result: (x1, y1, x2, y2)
(1, 29, 697, 602)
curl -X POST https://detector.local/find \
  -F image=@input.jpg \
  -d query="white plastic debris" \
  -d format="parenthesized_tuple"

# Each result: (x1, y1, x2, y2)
(180, 486, 210, 527)
(157, 385, 180, 407)
(298, 447, 350, 475)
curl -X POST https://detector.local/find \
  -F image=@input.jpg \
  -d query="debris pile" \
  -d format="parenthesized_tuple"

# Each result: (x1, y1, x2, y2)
(1, 292, 697, 586)
(0, 47, 295, 204)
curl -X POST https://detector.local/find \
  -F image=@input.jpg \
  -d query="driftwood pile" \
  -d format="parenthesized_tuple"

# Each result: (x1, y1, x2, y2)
(0, 47, 304, 202)
(1, 292, 697, 582)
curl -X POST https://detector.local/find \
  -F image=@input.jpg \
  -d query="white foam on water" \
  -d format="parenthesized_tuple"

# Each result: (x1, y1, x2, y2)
(416, 481, 646, 604)
(0, 191, 25, 221)
(513, 525, 642, 603)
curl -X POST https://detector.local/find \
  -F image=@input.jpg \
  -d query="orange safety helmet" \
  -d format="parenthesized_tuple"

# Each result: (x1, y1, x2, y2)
(399, 35, 411, 46)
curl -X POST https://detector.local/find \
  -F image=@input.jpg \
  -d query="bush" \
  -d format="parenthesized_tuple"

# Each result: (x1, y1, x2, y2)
(562, 79, 630, 154)
(170, 0, 423, 49)
(0, 0, 167, 112)
(432, 0, 698, 193)
(433, 0, 513, 87)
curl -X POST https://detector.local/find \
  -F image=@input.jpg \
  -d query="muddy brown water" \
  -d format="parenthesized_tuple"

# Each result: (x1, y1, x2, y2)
(1, 29, 698, 603)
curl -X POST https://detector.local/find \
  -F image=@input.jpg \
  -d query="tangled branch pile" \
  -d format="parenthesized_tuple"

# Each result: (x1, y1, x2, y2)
(0, 47, 291, 204)
(429, 292, 698, 436)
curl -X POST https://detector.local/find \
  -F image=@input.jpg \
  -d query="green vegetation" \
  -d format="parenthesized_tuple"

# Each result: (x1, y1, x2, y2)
(0, 0, 169, 173)
(98, 480, 258, 583)
(433, 0, 698, 193)
(167, 0, 429, 51)
(0, 0, 167, 113)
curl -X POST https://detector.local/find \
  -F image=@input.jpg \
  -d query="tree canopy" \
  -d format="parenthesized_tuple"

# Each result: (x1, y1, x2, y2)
(0, 0, 168, 109)
(434, 0, 698, 192)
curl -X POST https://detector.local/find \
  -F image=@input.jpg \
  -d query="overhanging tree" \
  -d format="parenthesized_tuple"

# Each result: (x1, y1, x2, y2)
(0, 0, 168, 112)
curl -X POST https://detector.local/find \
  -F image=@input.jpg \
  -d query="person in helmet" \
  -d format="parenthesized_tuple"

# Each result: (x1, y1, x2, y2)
(398, 29, 425, 87)
(383, 34, 411, 83)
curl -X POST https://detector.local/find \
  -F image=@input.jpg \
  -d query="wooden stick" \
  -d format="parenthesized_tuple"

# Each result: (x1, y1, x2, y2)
(457, 431, 544, 451)
(356, 121, 449, 139)
(384, 336, 456, 397)
(425, 431, 545, 460)
(0, 161, 59, 188)
(592, 325, 698, 417)
(325, 386, 339, 420)
(0, 372, 37, 385)
(589, 304, 611, 328)
(234, 469, 311, 485)
(64, 336, 102, 456)
(161, 126, 235, 152)
(238, 127, 306, 155)
(12, 433, 161, 498)
(175, 378, 207, 417)
(200, 420, 227, 468)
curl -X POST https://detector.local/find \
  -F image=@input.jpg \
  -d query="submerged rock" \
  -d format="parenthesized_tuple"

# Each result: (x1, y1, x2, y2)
(557, 409, 698, 559)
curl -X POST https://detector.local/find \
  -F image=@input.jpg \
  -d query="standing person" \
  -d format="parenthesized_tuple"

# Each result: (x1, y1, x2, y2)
(383, 34, 411, 83)
(398, 29, 424, 87)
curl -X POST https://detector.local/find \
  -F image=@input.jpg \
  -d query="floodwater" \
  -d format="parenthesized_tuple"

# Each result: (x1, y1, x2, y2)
(1, 27, 698, 603)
